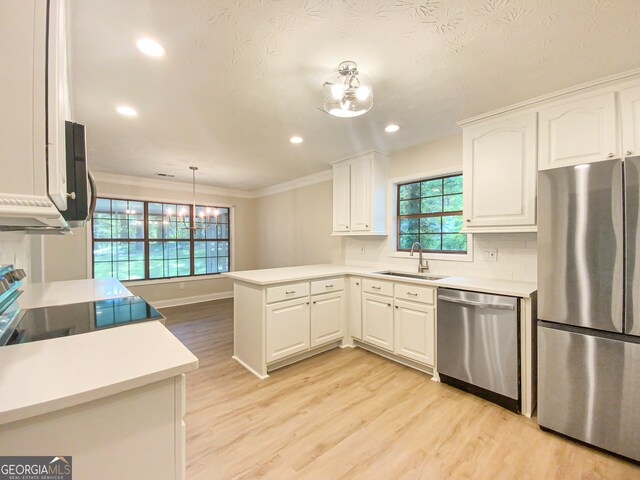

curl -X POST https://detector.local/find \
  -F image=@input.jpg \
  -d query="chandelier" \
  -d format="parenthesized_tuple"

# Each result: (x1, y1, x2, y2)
(170, 166, 220, 231)
(323, 61, 373, 118)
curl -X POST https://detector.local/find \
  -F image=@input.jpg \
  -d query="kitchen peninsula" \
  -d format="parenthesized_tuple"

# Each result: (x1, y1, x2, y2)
(225, 264, 537, 417)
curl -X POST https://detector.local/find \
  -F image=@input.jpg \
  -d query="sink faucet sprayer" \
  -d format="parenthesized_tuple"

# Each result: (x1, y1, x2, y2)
(410, 242, 430, 273)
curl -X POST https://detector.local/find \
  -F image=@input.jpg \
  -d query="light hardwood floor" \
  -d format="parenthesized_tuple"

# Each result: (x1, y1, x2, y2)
(164, 299, 640, 480)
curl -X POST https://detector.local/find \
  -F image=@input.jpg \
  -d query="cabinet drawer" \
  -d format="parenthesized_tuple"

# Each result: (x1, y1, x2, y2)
(362, 278, 393, 296)
(266, 282, 310, 303)
(394, 283, 435, 304)
(311, 277, 345, 295)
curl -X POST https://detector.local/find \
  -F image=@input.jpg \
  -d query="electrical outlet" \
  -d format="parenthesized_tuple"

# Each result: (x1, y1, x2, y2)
(179, 282, 185, 290)
(483, 248, 498, 262)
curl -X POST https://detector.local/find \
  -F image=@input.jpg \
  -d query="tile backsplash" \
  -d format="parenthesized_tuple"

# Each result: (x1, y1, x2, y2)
(344, 233, 537, 283)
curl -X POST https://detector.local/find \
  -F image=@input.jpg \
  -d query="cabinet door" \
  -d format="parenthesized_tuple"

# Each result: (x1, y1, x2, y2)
(349, 277, 362, 340)
(362, 292, 394, 351)
(0, 0, 46, 197)
(621, 85, 640, 158)
(394, 299, 435, 365)
(463, 112, 537, 227)
(46, 0, 70, 211)
(350, 158, 372, 231)
(266, 297, 310, 363)
(333, 163, 351, 232)
(311, 291, 346, 347)
(538, 91, 618, 170)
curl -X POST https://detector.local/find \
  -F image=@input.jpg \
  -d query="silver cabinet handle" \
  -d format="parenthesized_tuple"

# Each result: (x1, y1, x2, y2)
(365, 224, 369, 228)
(438, 295, 515, 310)
(627, 150, 633, 156)
(66, 192, 76, 199)
(387, 303, 392, 307)
(313, 301, 317, 304)
(306, 301, 309, 305)
(394, 305, 398, 309)
(406, 292, 418, 296)
(325, 284, 334, 288)
(371, 286, 381, 290)
(466, 219, 471, 222)
(355, 282, 359, 286)
(87, 170, 98, 220)
(608, 153, 615, 158)
(285, 290, 296, 294)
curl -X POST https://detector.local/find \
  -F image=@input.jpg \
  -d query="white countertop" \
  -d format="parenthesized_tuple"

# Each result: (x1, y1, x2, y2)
(18, 278, 133, 309)
(225, 264, 537, 298)
(0, 321, 198, 425)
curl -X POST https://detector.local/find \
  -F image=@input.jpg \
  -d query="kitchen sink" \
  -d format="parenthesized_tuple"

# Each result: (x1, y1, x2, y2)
(374, 271, 446, 281)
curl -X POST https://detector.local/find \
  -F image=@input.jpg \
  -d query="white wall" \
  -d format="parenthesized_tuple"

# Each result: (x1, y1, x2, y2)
(253, 180, 344, 269)
(0, 232, 31, 275)
(343, 134, 538, 283)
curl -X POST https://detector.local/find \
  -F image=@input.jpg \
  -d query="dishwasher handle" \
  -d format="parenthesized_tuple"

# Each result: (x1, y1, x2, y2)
(438, 295, 516, 310)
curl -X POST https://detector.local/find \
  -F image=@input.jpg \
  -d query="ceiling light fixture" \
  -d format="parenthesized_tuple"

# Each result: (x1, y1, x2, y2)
(167, 167, 220, 231)
(116, 105, 138, 117)
(323, 61, 373, 118)
(290, 136, 303, 144)
(385, 124, 400, 133)
(136, 37, 165, 57)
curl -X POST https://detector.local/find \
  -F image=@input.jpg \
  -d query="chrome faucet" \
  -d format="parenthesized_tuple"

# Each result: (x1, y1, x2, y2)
(410, 242, 429, 273)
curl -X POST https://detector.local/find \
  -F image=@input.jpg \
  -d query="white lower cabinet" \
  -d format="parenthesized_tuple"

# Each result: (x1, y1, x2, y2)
(349, 277, 362, 340)
(362, 292, 394, 351)
(311, 290, 346, 347)
(266, 297, 310, 363)
(393, 299, 435, 366)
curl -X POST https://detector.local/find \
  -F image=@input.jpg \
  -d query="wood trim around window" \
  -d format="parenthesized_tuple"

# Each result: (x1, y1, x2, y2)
(91, 197, 231, 281)
(396, 174, 467, 254)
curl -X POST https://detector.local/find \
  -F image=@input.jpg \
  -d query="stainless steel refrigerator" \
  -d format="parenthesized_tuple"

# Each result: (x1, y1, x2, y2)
(538, 157, 640, 461)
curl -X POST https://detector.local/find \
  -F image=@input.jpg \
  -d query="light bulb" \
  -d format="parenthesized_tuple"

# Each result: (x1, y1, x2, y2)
(356, 85, 370, 100)
(331, 84, 344, 99)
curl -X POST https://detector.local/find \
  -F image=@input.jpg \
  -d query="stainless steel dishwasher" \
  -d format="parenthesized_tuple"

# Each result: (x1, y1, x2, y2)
(437, 288, 520, 412)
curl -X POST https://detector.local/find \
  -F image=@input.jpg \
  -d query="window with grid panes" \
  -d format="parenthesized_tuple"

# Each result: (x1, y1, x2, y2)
(396, 174, 467, 253)
(92, 197, 230, 281)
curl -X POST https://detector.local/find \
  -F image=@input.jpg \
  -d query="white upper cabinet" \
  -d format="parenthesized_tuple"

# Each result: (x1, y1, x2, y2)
(620, 85, 640, 158)
(332, 152, 388, 235)
(332, 163, 351, 232)
(538, 91, 619, 170)
(0, 0, 70, 228)
(462, 112, 537, 228)
(350, 158, 372, 231)
(46, 0, 71, 211)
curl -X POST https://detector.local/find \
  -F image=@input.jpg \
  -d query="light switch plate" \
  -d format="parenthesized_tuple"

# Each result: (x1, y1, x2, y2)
(483, 248, 498, 262)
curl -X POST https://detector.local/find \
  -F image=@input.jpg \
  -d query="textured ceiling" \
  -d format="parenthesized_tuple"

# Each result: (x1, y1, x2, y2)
(71, 0, 640, 190)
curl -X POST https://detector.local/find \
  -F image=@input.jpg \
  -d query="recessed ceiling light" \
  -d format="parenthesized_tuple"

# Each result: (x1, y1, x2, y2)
(136, 37, 165, 57)
(385, 124, 400, 133)
(116, 105, 138, 117)
(290, 136, 303, 144)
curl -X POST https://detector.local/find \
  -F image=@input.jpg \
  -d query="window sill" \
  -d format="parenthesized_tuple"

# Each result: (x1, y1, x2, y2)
(387, 250, 474, 262)
(122, 273, 229, 287)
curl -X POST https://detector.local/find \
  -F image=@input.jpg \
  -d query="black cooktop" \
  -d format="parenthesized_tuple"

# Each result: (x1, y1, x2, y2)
(5, 296, 163, 346)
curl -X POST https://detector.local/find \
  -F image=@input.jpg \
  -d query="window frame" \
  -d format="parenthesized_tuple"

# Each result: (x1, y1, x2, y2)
(91, 196, 232, 282)
(394, 172, 470, 258)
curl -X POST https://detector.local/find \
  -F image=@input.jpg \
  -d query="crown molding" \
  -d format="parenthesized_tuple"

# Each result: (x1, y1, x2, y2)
(458, 67, 640, 126)
(251, 169, 333, 198)
(92, 171, 254, 199)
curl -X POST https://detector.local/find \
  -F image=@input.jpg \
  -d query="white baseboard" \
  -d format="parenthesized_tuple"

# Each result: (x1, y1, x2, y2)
(232, 356, 269, 380)
(151, 291, 233, 309)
